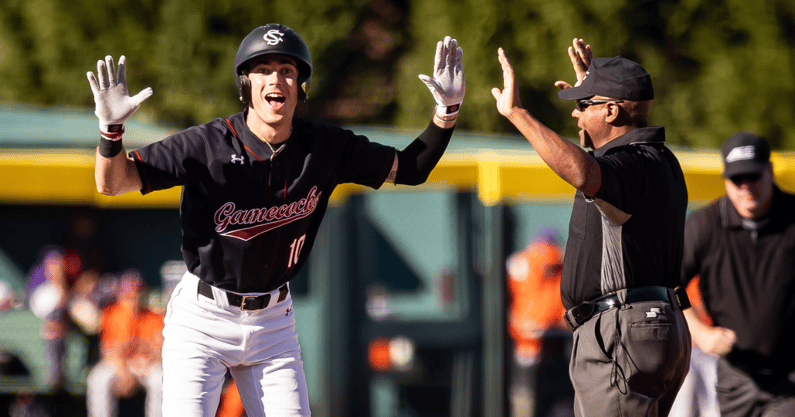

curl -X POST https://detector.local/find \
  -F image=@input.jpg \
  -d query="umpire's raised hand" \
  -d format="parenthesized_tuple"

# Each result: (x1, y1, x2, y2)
(419, 36, 465, 126)
(554, 38, 593, 91)
(87, 55, 153, 134)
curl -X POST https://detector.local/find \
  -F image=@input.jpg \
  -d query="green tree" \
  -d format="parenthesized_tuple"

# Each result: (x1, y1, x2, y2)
(2, 0, 795, 150)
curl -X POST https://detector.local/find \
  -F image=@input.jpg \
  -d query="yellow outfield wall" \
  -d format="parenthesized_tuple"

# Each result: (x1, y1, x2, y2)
(2, 148, 794, 208)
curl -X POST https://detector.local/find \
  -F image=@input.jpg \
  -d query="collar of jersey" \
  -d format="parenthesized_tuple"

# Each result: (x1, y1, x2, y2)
(719, 185, 785, 230)
(229, 111, 295, 161)
(592, 126, 666, 157)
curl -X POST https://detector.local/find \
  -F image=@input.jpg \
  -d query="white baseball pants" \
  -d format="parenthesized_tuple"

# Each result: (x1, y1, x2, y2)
(161, 272, 310, 417)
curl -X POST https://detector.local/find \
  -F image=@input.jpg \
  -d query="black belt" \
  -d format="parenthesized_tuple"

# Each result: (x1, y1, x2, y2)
(198, 280, 289, 311)
(563, 286, 690, 331)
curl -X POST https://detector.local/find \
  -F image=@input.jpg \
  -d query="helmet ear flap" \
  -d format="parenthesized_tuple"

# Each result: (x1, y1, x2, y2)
(238, 75, 251, 104)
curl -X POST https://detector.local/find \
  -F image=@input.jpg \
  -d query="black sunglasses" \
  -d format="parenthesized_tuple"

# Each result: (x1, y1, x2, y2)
(729, 173, 762, 185)
(575, 99, 624, 112)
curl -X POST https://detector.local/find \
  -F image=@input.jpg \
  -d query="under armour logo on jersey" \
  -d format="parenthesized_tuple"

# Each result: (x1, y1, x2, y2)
(646, 307, 662, 318)
(231, 154, 245, 164)
(263, 30, 285, 46)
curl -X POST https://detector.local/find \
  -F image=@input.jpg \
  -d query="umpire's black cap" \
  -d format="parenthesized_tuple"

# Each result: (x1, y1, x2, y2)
(558, 57, 654, 101)
(721, 132, 771, 178)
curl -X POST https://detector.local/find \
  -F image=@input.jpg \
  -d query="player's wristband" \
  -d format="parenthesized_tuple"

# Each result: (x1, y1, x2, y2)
(100, 124, 125, 141)
(98, 137, 123, 158)
(435, 103, 460, 123)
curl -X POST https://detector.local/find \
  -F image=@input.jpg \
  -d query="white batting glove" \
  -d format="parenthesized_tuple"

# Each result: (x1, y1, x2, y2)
(86, 55, 153, 135)
(419, 36, 465, 122)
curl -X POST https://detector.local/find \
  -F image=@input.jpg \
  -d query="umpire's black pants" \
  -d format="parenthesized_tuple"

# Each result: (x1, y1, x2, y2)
(717, 358, 795, 417)
(568, 288, 691, 417)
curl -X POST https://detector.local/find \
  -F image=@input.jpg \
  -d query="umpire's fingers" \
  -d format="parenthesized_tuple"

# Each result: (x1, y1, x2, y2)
(497, 48, 515, 92)
(490, 87, 502, 101)
(554, 81, 573, 90)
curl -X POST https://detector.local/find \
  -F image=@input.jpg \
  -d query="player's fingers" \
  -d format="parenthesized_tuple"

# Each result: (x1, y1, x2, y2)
(117, 55, 128, 88)
(130, 87, 154, 108)
(87, 72, 100, 95)
(432, 40, 444, 75)
(441, 37, 451, 71)
(96, 59, 109, 90)
(448, 37, 458, 68)
(418, 74, 442, 92)
(105, 56, 117, 86)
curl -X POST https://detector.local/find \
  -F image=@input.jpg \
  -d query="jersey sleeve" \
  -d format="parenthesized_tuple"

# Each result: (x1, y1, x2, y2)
(680, 208, 710, 287)
(335, 127, 395, 189)
(130, 125, 209, 195)
(593, 149, 645, 214)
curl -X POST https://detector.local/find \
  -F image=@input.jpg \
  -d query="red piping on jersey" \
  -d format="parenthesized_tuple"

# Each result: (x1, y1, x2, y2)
(284, 167, 290, 200)
(132, 150, 152, 194)
(226, 118, 262, 161)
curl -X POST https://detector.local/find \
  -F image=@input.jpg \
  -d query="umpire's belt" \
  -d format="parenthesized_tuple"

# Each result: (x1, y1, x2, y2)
(563, 286, 690, 332)
(198, 280, 289, 311)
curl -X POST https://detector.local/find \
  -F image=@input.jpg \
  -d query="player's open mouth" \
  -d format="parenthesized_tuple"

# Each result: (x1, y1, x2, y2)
(265, 93, 286, 110)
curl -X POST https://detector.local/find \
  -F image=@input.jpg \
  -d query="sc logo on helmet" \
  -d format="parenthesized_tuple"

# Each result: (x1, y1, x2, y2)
(263, 30, 285, 46)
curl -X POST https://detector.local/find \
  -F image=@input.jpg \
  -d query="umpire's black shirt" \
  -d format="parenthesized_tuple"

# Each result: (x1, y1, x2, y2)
(560, 127, 688, 310)
(681, 187, 795, 375)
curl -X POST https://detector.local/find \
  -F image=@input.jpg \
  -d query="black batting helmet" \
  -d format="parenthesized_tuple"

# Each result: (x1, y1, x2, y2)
(234, 24, 313, 103)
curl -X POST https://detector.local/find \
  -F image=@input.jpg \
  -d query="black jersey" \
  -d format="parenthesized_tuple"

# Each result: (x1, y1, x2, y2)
(681, 188, 795, 372)
(560, 127, 689, 309)
(131, 112, 395, 293)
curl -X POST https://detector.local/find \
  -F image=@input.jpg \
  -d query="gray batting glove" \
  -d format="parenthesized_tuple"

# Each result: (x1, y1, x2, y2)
(419, 36, 465, 121)
(86, 55, 153, 133)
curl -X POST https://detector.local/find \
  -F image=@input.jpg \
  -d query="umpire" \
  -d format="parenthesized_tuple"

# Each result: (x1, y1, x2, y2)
(681, 132, 795, 416)
(492, 39, 691, 416)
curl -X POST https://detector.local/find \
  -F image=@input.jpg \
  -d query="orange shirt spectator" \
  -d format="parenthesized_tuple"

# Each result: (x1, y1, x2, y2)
(685, 275, 712, 326)
(215, 380, 245, 417)
(100, 299, 164, 366)
(87, 270, 164, 417)
(506, 230, 566, 365)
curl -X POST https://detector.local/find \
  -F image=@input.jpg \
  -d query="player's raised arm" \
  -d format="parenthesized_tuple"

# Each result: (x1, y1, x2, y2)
(387, 36, 465, 186)
(87, 55, 152, 196)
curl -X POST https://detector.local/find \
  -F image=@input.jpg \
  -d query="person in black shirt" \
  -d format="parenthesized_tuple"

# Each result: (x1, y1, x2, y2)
(681, 132, 795, 417)
(492, 39, 691, 416)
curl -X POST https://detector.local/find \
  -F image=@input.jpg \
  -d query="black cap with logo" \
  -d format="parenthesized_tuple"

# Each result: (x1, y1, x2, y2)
(558, 57, 654, 101)
(721, 132, 771, 178)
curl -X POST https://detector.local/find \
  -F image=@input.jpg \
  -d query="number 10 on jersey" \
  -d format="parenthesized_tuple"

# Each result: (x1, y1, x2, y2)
(288, 235, 306, 268)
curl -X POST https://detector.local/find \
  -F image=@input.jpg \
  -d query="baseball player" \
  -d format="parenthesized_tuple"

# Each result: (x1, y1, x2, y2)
(87, 24, 465, 417)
